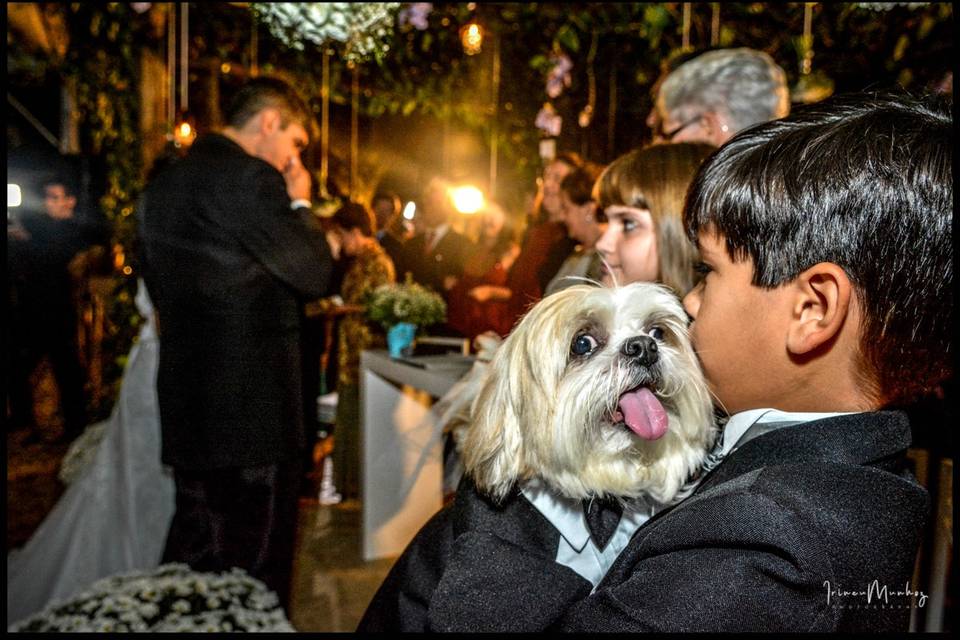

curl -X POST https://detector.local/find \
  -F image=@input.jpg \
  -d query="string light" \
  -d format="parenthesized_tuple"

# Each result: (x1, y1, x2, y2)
(460, 22, 483, 55)
(173, 112, 197, 147)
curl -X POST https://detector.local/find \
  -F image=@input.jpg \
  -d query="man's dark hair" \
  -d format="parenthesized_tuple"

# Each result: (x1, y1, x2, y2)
(41, 175, 78, 198)
(224, 76, 311, 130)
(684, 91, 953, 406)
(332, 200, 377, 237)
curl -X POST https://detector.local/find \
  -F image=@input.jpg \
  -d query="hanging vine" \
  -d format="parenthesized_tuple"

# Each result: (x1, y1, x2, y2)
(63, 3, 149, 418)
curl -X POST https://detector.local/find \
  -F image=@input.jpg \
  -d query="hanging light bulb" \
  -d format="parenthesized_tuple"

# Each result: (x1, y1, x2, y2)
(460, 22, 483, 55)
(790, 2, 834, 104)
(173, 111, 197, 148)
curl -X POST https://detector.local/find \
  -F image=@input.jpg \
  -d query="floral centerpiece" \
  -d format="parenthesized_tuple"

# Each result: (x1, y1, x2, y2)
(365, 276, 446, 357)
(8, 563, 295, 633)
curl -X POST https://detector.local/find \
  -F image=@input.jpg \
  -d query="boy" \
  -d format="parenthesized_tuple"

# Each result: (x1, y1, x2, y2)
(361, 92, 951, 632)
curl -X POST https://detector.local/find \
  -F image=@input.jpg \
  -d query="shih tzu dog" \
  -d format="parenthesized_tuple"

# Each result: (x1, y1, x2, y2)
(359, 282, 717, 632)
(464, 281, 716, 505)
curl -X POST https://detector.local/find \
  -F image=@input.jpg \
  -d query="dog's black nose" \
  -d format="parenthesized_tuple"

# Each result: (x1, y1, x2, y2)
(622, 336, 658, 366)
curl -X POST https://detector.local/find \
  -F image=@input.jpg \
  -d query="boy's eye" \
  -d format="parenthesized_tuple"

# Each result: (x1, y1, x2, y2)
(571, 333, 599, 356)
(693, 261, 712, 276)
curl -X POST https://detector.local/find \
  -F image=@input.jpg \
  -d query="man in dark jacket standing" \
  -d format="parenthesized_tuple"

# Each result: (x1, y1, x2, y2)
(138, 77, 332, 610)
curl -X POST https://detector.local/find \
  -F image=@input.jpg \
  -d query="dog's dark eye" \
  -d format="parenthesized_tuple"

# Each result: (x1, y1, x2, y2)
(571, 333, 598, 356)
(649, 326, 665, 341)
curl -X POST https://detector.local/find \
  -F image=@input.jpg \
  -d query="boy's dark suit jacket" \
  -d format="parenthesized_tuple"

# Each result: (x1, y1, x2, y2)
(358, 411, 928, 632)
(139, 133, 332, 470)
(396, 228, 468, 296)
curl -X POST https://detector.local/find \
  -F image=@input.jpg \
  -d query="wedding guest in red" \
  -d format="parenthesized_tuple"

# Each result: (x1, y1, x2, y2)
(467, 152, 584, 328)
(446, 201, 521, 339)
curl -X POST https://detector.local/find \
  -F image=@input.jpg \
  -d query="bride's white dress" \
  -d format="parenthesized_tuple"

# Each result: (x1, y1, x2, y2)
(6, 281, 175, 626)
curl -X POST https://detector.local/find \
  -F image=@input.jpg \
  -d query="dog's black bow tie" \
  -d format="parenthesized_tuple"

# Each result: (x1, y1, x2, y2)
(584, 497, 623, 550)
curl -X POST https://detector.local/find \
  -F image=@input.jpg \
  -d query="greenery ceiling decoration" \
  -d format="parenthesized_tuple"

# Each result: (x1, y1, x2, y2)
(252, 2, 402, 62)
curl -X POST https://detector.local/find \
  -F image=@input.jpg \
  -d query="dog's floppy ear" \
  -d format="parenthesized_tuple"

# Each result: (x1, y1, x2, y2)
(461, 290, 575, 503)
(461, 331, 527, 504)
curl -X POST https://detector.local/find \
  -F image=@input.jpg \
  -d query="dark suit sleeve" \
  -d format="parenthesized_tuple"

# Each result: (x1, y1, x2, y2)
(358, 507, 456, 632)
(206, 161, 332, 299)
(557, 493, 835, 632)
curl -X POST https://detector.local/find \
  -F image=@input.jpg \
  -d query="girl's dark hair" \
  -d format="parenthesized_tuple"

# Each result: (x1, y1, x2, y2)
(559, 162, 605, 206)
(684, 90, 953, 406)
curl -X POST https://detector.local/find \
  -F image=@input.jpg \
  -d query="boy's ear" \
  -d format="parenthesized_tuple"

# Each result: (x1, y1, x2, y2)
(786, 262, 853, 356)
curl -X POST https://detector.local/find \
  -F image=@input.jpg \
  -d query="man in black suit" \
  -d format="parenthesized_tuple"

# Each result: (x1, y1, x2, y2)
(358, 92, 951, 631)
(138, 77, 332, 610)
(8, 176, 92, 443)
(396, 178, 468, 300)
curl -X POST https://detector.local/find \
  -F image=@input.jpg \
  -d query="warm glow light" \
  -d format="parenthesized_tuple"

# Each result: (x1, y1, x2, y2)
(450, 185, 485, 214)
(402, 201, 416, 220)
(173, 118, 197, 148)
(461, 22, 483, 55)
(8, 184, 22, 207)
(221, 62, 232, 74)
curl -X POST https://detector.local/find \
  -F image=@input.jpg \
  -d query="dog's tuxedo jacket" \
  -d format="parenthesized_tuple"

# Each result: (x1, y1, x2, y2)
(358, 412, 927, 632)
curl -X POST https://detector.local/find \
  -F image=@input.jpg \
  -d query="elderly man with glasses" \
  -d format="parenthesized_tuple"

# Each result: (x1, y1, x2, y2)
(649, 47, 790, 146)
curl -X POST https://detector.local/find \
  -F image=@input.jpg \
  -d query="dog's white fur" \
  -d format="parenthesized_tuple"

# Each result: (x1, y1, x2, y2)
(463, 283, 716, 504)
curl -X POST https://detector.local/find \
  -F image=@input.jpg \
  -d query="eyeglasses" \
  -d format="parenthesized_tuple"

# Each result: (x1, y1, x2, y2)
(654, 115, 702, 142)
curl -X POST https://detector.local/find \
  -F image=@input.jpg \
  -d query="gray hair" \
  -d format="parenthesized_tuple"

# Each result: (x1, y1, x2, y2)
(659, 48, 790, 134)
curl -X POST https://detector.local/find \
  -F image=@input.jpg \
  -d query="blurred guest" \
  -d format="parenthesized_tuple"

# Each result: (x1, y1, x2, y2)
(468, 153, 583, 329)
(545, 162, 606, 295)
(328, 201, 396, 502)
(138, 76, 332, 610)
(396, 177, 468, 302)
(372, 190, 411, 269)
(595, 142, 716, 295)
(652, 48, 789, 146)
(446, 201, 521, 339)
(7, 176, 92, 443)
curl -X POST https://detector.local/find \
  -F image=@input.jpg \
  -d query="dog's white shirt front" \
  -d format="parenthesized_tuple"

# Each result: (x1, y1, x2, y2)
(520, 478, 659, 591)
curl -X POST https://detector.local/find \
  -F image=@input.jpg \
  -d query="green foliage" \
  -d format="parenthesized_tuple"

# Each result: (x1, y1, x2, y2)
(63, 3, 149, 418)
(364, 275, 447, 329)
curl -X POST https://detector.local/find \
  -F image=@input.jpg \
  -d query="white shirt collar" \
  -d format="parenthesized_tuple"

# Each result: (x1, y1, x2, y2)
(718, 408, 859, 459)
(426, 223, 449, 246)
(520, 478, 658, 588)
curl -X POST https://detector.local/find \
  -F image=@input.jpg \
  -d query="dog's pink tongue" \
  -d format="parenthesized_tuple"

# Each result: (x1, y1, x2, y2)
(619, 388, 668, 440)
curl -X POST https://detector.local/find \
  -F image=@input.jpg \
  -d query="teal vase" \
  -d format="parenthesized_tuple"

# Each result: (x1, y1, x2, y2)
(387, 322, 416, 358)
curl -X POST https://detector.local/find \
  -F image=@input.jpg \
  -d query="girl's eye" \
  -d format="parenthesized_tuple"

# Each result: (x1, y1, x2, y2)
(622, 219, 638, 232)
(648, 326, 665, 341)
(571, 333, 599, 356)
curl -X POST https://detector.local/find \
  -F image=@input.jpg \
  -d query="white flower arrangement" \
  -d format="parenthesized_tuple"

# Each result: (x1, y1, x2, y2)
(9, 563, 296, 633)
(253, 2, 402, 62)
(365, 276, 446, 329)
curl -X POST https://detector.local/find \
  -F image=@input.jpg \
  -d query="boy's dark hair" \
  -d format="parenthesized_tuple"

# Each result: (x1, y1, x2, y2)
(332, 200, 377, 237)
(684, 91, 953, 406)
(224, 76, 311, 131)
